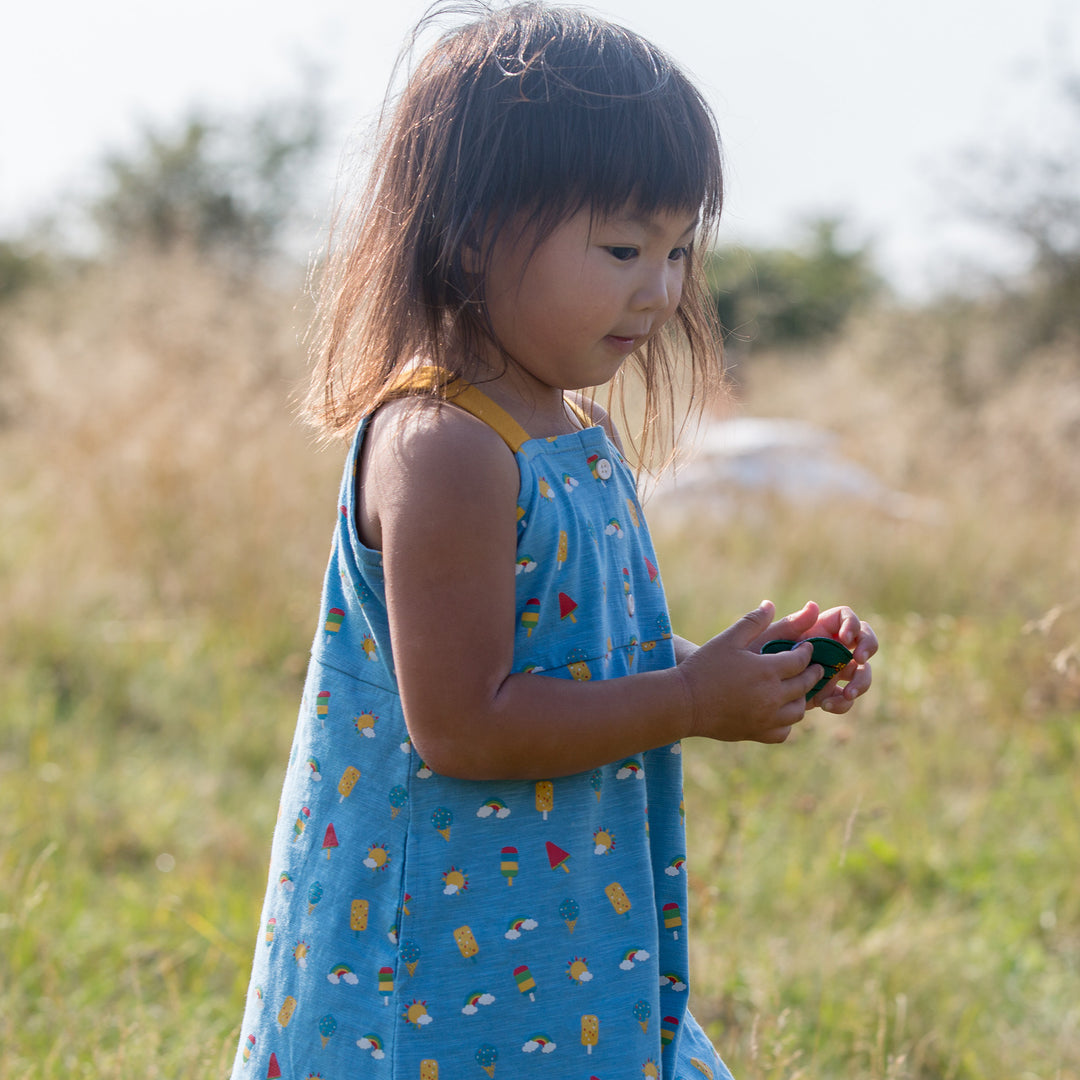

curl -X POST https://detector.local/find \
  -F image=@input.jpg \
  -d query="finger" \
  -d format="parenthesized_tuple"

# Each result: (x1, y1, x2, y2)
(725, 601, 776, 647)
(759, 601, 819, 647)
(764, 640, 816, 678)
(800, 662, 825, 699)
(757, 724, 793, 744)
(851, 623, 877, 663)
(841, 662, 872, 699)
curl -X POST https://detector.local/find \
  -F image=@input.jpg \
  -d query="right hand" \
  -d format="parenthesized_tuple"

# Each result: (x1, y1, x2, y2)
(676, 601, 821, 744)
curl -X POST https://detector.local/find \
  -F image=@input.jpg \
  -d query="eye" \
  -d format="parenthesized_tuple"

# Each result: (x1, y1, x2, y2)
(668, 245, 691, 262)
(607, 246, 638, 262)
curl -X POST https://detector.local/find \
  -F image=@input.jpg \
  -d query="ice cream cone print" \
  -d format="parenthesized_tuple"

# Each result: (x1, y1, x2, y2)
(319, 1013, 338, 1047)
(645, 557, 659, 584)
(389, 785, 408, 818)
(521, 598, 540, 636)
(546, 841, 571, 873)
(401, 939, 421, 976)
(590, 769, 602, 802)
(558, 592, 578, 623)
(535, 781, 553, 819)
(513, 964, 537, 1001)
(556, 530, 568, 570)
(475, 1045, 498, 1077)
(338, 765, 361, 801)
(559, 897, 579, 932)
(633, 999, 651, 1033)
(431, 806, 453, 840)
(499, 846, 518, 886)
(581, 1014, 599, 1053)
(266, 1052, 282, 1079)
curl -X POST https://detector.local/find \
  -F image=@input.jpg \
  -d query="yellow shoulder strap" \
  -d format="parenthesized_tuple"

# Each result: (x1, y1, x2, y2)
(388, 365, 596, 452)
(388, 365, 531, 453)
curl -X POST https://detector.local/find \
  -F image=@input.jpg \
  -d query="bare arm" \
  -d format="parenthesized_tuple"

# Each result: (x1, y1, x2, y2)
(363, 400, 819, 780)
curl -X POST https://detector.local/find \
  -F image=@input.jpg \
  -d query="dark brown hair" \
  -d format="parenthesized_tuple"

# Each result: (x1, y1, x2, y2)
(304, 1, 725, 461)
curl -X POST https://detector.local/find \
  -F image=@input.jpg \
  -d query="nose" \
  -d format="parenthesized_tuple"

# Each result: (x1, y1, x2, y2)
(632, 261, 682, 314)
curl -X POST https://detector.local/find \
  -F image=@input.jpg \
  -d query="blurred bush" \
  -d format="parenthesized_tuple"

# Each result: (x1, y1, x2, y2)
(705, 217, 883, 355)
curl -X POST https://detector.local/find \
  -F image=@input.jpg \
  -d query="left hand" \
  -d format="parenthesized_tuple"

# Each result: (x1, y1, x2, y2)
(752, 601, 877, 714)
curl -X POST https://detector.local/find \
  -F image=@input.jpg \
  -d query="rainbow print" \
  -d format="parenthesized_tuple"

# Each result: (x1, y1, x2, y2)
(523, 1033, 556, 1053)
(327, 963, 358, 985)
(476, 798, 510, 820)
(357, 1033, 385, 1059)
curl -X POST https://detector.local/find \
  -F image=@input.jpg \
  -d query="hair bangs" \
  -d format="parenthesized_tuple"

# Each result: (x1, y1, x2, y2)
(466, 9, 723, 237)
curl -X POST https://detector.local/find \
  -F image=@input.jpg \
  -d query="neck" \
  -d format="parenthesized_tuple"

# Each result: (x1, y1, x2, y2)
(468, 356, 587, 439)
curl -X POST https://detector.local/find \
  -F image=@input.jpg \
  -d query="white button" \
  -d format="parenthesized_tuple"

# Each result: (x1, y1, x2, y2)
(596, 458, 613, 480)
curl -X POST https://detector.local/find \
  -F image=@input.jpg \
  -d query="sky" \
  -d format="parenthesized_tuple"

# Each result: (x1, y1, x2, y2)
(4, 0, 1078, 295)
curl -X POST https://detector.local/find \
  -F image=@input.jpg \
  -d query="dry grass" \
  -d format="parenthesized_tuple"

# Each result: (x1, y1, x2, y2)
(1, 253, 1078, 1078)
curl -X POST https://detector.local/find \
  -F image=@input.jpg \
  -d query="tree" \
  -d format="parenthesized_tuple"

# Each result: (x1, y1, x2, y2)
(705, 217, 882, 354)
(950, 66, 1080, 344)
(89, 83, 325, 267)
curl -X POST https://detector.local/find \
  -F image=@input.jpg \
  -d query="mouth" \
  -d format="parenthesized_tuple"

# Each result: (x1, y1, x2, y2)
(604, 333, 644, 351)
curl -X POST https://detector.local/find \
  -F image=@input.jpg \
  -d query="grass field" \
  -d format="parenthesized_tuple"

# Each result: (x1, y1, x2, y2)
(2, 253, 1078, 1078)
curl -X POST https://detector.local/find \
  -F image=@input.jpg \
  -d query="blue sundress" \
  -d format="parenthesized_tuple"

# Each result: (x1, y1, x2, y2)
(230, 377, 733, 1080)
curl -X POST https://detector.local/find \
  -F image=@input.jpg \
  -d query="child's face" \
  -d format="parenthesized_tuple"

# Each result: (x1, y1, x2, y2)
(480, 205, 698, 391)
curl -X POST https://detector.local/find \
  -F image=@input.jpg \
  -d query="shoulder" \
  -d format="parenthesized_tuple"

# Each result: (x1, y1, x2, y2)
(360, 396, 520, 547)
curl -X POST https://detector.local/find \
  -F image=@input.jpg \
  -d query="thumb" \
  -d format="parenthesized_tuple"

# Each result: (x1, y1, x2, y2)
(724, 601, 775, 647)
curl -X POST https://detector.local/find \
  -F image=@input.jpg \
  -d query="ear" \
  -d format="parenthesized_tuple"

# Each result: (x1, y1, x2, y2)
(461, 238, 482, 275)
(460, 221, 485, 275)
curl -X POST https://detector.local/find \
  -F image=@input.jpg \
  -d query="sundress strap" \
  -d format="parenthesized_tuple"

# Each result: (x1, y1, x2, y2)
(388, 364, 594, 453)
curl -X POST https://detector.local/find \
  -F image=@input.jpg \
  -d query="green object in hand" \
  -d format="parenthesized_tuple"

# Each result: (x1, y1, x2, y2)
(762, 637, 854, 700)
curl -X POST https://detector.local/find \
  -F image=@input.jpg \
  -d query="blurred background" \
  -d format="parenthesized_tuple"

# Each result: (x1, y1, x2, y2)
(2, 1, 1079, 1076)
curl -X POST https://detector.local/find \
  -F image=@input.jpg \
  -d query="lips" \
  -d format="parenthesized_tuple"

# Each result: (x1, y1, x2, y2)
(605, 331, 648, 350)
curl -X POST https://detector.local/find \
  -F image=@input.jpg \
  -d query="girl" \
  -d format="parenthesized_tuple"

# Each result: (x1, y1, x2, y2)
(230, 4, 876, 1078)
